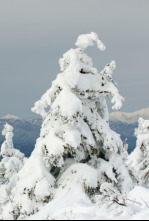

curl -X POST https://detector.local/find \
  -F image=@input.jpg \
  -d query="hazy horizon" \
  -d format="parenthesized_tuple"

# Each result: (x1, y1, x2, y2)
(1, 106, 149, 120)
(0, 0, 149, 118)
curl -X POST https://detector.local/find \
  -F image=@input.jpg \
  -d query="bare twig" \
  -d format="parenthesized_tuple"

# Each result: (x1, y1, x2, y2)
(144, 170, 149, 180)
(113, 198, 126, 207)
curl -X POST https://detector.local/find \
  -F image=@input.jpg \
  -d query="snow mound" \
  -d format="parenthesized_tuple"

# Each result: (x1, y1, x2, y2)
(29, 186, 149, 220)
(58, 163, 98, 191)
(128, 186, 149, 208)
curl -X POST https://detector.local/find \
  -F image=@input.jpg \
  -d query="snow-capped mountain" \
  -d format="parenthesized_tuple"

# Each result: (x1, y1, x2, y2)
(110, 107, 149, 124)
(0, 115, 21, 120)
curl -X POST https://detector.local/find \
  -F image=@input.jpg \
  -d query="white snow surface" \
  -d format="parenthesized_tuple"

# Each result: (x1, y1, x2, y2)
(29, 185, 149, 220)
(75, 32, 106, 51)
(52, 87, 83, 120)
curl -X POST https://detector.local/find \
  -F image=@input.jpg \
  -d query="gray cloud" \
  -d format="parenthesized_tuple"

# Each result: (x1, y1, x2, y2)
(0, 0, 149, 118)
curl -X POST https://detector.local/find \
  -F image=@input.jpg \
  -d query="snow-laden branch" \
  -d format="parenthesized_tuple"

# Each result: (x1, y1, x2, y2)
(101, 61, 124, 110)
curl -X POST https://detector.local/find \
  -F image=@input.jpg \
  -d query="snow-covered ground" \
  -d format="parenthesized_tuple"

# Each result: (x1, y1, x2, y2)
(29, 186, 149, 220)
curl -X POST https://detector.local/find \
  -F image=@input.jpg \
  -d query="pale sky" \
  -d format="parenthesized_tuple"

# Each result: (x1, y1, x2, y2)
(0, 0, 149, 118)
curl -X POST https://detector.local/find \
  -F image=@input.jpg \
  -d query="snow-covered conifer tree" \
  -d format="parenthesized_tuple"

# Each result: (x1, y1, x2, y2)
(32, 32, 132, 193)
(123, 138, 129, 160)
(127, 118, 149, 186)
(0, 124, 25, 213)
(0, 123, 25, 184)
(1, 32, 133, 220)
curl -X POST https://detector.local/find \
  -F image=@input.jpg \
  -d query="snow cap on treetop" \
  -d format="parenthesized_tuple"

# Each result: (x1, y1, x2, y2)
(2, 123, 13, 136)
(75, 32, 106, 51)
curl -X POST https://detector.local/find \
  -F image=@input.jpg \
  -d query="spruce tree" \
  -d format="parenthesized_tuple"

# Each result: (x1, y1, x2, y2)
(0, 124, 25, 216)
(1, 32, 133, 220)
(127, 118, 149, 186)
(0, 123, 25, 184)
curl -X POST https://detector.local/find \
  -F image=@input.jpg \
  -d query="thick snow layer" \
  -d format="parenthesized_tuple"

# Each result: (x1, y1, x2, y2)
(127, 186, 149, 208)
(29, 185, 98, 220)
(52, 87, 83, 120)
(75, 32, 106, 51)
(59, 49, 81, 88)
(29, 186, 149, 220)
(58, 163, 98, 190)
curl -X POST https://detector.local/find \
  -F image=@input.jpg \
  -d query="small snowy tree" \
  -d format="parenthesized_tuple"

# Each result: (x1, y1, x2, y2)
(0, 124, 25, 210)
(122, 138, 129, 161)
(127, 118, 149, 186)
(0, 123, 25, 184)
(1, 32, 133, 220)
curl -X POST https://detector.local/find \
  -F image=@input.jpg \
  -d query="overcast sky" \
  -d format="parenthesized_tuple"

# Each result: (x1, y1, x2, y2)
(0, 0, 149, 118)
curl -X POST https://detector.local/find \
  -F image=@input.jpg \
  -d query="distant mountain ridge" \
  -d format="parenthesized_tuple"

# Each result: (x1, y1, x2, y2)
(0, 117, 42, 157)
(110, 107, 149, 124)
(0, 114, 21, 120)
